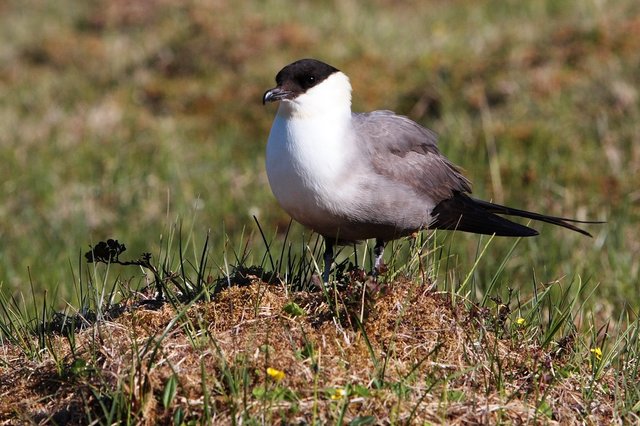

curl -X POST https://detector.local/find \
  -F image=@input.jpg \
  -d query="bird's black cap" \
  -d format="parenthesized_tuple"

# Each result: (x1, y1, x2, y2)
(263, 59, 339, 104)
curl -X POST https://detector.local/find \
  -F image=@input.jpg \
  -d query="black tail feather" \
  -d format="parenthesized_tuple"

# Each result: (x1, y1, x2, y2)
(431, 193, 599, 237)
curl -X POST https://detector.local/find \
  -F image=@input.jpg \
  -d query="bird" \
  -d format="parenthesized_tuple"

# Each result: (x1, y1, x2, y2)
(262, 58, 599, 282)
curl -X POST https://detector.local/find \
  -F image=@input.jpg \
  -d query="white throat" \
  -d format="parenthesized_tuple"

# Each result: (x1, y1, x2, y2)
(265, 72, 358, 228)
(276, 72, 352, 119)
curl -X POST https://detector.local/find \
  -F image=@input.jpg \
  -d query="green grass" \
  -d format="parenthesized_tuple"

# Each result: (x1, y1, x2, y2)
(1, 0, 638, 313)
(0, 229, 638, 423)
(0, 0, 639, 422)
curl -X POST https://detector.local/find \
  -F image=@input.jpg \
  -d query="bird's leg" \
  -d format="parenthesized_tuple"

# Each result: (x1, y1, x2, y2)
(373, 239, 386, 276)
(322, 237, 335, 283)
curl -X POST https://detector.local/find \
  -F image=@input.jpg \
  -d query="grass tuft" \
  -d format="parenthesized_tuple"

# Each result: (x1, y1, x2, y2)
(1, 228, 638, 423)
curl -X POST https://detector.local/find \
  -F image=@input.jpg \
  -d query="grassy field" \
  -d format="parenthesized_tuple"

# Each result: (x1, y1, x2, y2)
(1, 0, 639, 423)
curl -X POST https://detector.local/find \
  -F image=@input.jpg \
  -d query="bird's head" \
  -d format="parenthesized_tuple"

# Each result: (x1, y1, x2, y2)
(263, 58, 352, 118)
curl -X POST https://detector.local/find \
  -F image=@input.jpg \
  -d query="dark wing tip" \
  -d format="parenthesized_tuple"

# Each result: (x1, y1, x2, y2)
(431, 196, 541, 237)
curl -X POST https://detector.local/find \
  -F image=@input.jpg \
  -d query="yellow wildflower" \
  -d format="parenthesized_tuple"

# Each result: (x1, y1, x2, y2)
(516, 317, 526, 326)
(331, 388, 347, 400)
(590, 347, 603, 361)
(266, 367, 285, 381)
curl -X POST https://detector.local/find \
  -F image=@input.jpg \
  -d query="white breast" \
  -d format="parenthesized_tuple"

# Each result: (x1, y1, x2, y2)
(265, 109, 358, 232)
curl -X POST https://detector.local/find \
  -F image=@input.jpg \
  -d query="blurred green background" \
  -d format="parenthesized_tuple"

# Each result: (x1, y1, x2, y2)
(0, 0, 638, 314)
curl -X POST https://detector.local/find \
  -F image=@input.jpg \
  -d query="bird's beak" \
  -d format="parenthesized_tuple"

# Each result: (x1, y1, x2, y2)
(262, 87, 291, 105)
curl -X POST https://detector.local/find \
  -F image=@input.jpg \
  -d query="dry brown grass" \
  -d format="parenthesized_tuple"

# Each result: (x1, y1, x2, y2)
(0, 279, 621, 424)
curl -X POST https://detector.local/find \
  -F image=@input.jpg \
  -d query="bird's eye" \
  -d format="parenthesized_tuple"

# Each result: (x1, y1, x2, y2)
(298, 74, 317, 89)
